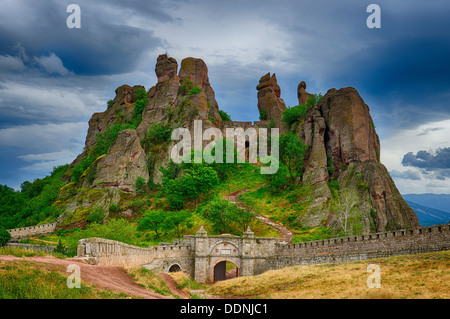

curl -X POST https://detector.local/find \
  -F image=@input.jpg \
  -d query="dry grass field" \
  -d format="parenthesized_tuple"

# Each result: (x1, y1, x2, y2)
(207, 251, 450, 299)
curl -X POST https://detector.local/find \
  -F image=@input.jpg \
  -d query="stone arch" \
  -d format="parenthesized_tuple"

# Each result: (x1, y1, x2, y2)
(168, 263, 182, 272)
(212, 258, 240, 282)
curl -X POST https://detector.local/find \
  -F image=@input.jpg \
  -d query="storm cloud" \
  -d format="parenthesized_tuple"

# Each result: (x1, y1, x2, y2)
(402, 148, 450, 180)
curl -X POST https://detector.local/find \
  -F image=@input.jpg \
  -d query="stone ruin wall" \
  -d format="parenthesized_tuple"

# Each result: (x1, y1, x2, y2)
(76, 237, 193, 271)
(7, 223, 57, 242)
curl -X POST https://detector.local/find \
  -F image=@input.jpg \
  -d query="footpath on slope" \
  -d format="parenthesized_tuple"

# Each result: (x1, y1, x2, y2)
(223, 187, 295, 243)
(0, 255, 181, 299)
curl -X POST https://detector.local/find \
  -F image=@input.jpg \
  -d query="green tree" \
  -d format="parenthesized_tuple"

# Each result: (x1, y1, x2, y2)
(263, 159, 288, 194)
(279, 133, 307, 187)
(202, 197, 254, 235)
(162, 164, 219, 210)
(137, 209, 166, 238)
(162, 210, 192, 237)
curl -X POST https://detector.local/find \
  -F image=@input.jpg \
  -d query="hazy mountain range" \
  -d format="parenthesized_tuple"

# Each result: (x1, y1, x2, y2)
(403, 194, 450, 226)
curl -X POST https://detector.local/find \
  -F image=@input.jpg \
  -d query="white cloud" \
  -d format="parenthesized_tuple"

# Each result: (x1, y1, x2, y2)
(34, 52, 71, 76)
(0, 80, 105, 122)
(0, 122, 86, 153)
(18, 150, 79, 172)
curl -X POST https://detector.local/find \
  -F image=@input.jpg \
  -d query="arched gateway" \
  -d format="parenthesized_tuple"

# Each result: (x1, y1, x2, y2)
(139, 225, 280, 283)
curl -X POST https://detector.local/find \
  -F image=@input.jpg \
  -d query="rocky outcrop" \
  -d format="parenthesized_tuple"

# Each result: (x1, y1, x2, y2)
(296, 83, 419, 233)
(93, 129, 149, 192)
(256, 73, 286, 129)
(136, 54, 180, 138)
(87, 85, 145, 149)
(297, 81, 311, 105)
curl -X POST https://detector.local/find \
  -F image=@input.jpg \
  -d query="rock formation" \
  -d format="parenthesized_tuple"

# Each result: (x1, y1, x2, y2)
(256, 73, 286, 128)
(62, 54, 419, 234)
(297, 81, 311, 105)
(295, 84, 419, 232)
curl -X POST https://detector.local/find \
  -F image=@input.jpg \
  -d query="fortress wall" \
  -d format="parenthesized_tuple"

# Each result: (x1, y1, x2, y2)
(76, 237, 157, 268)
(76, 237, 192, 269)
(7, 223, 57, 242)
(274, 223, 450, 267)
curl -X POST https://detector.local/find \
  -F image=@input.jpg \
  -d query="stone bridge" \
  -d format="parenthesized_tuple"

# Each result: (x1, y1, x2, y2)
(76, 223, 450, 284)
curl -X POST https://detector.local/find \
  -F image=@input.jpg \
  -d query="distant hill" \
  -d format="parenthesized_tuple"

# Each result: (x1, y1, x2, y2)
(405, 200, 450, 227)
(403, 194, 450, 214)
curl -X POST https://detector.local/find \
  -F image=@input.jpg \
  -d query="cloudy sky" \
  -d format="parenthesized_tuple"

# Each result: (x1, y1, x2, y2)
(0, 0, 449, 194)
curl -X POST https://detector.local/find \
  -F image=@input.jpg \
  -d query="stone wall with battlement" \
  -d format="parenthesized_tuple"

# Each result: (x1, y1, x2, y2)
(273, 223, 450, 268)
(7, 223, 57, 242)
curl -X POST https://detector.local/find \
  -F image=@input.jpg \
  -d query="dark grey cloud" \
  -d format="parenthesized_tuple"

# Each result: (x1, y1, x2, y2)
(0, 0, 168, 76)
(402, 148, 450, 170)
(390, 170, 422, 181)
(402, 148, 450, 180)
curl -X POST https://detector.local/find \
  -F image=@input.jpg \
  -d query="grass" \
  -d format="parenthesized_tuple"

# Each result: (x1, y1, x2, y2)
(127, 267, 180, 299)
(0, 246, 67, 259)
(292, 226, 335, 243)
(238, 185, 311, 231)
(206, 251, 450, 299)
(0, 259, 128, 299)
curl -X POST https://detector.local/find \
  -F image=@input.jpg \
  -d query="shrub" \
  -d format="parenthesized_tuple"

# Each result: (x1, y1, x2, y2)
(306, 93, 323, 108)
(188, 86, 201, 95)
(132, 87, 148, 126)
(54, 238, 67, 255)
(135, 177, 147, 194)
(86, 207, 104, 224)
(0, 228, 11, 246)
(179, 78, 193, 96)
(145, 123, 172, 147)
(109, 203, 119, 212)
(218, 110, 232, 121)
(264, 162, 288, 194)
(107, 100, 114, 109)
(281, 104, 307, 128)
(259, 108, 268, 120)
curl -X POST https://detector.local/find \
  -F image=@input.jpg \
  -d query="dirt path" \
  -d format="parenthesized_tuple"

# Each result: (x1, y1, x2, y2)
(223, 188, 295, 243)
(158, 273, 190, 299)
(0, 255, 172, 299)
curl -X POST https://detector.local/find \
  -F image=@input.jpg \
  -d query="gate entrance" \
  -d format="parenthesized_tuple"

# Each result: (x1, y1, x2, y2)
(213, 261, 239, 282)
